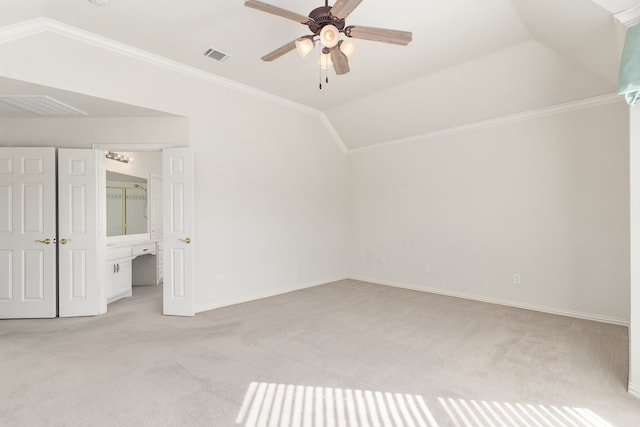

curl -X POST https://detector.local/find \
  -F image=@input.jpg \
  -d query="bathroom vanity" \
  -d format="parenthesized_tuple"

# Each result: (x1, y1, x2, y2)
(106, 241, 159, 303)
(105, 170, 162, 305)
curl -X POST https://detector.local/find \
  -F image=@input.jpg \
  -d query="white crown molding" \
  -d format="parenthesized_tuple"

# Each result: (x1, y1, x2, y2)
(616, 5, 640, 27)
(0, 17, 47, 44)
(348, 93, 623, 154)
(0, 19, 625, 156)
(350, 276, 629, 326)
(0, 18, 315, 114)
(0, 18, 347, 154)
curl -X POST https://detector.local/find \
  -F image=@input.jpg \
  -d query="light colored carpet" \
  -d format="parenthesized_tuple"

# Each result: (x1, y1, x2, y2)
(1, 279, 639, 426)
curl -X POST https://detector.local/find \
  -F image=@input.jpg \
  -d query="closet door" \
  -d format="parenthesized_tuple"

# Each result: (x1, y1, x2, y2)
(0, 147, 57, 319)
(58, 149, 105, 317)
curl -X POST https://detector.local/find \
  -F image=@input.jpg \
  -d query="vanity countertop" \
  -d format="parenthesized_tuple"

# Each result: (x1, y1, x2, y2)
(107, 240, 158, 261)
(107, 239, 158, 248)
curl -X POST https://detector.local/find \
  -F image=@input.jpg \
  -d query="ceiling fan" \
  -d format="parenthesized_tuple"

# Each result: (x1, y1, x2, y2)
(244, 0, 412, 77)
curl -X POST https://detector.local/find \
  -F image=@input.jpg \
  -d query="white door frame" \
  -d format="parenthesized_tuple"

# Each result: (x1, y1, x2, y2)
(93, 144, 194, 316)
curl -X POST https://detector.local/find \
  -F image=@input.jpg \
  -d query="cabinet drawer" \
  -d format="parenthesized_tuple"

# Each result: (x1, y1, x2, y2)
(132, 242, 156, 257)
(107, 247, 132, 261)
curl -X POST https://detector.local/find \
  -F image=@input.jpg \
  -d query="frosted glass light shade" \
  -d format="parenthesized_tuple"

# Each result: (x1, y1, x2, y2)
(320, 25, 340, 48)
(295, 38, 314, 59)
(339, 40, 356, 59)
(319, 53, 333, 69)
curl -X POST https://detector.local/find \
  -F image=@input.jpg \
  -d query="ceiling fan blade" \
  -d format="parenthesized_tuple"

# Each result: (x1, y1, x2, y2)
(331, 0, 364, 20)
(244, 0, 310, 24)
(261, 40, 297, 61)
(330, 46, 350, 75)
(346, 25, 412, 46)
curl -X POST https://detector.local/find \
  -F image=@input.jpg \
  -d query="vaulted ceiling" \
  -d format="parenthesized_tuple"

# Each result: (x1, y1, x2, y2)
(0, 0, 638, 150)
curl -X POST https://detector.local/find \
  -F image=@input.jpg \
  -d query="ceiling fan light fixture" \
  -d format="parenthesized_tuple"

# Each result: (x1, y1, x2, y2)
(339, 39, 356, 59)
(243, 0, 413, 87)
(320, 24, 340, 48)
(295, 38, 315, 59)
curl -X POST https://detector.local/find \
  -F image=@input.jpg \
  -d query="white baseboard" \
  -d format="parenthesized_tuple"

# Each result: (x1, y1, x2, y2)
(195, 276, 348, 313)
(629, 382, 640, 399)
(350, 276, 629, 327)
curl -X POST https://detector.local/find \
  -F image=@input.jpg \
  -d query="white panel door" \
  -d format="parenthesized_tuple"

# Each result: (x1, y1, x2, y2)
(0, 147, 56, 319)
(58, 149, 105, 317)
(163, 148, 194, 316)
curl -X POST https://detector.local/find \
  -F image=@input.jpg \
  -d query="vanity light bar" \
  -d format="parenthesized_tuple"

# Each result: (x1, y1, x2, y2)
(105, 151, 131, 163)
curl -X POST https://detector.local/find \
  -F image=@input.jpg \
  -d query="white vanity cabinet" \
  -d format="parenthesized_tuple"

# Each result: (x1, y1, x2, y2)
(106, 241, 159, 304)
(131, 242, 159, 286)
(106, 247, 133, 303)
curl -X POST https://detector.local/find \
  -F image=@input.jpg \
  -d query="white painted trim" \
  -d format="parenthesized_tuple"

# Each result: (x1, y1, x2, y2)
(195, 277, 348, 313)
(350, 276, 630, 326)
(0, 19, 624, 156)
(629, 382, 640, 399)
(616, 6, 640, 27)
(0, 18, 347, 154)
(348, 94, 623, 154)
(0, 17, 46, 44)
(0, 18, 316, 114)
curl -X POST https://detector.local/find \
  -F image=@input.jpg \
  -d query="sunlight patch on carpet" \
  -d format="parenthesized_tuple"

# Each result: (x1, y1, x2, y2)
(236, 382, 438, 427)
(236, 381, 613, 427)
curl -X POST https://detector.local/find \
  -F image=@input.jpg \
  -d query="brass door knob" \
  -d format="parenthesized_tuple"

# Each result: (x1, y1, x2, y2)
(36, 238, 52, 245)
(180, 237, 192, 244)
(60, 238, 70, 245)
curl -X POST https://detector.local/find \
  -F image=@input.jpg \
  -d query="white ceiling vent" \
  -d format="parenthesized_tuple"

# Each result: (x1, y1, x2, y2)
(0, 96, 87, 116)
(203, 48, 231, 63)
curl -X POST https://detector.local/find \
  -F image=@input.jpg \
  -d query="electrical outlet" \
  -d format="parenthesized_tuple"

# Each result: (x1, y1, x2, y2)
(513, 273, 521, 285)
(217, 274, 224, 285)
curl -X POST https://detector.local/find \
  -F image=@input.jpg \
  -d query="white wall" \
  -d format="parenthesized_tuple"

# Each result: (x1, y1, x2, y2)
(0, 31, 349, 311)
(349, 101, 630, 323)
(0, 117, 189, 147)
(0, 29, 630, 326)
(327, 40, 613, 150)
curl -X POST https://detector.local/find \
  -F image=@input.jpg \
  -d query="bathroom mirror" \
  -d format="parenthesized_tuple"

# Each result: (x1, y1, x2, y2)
(106, 171, 148, 237)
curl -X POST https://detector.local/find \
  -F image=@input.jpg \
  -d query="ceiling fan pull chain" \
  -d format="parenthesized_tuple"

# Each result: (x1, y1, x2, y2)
(319, 44, 323, 89)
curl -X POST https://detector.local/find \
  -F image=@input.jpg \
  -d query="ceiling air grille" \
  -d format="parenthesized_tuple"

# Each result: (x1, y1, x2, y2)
(0, 96, 87, 116)
(203, 48, 230, 63)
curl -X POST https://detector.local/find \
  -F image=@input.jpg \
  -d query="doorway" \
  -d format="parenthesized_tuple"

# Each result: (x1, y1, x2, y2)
(0, 146, 194, 319)
(97, 145, 195, 317)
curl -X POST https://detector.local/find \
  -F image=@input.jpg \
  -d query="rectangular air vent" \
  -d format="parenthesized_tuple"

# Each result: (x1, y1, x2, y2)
(0, 96, 87, 116)
(203, 48, 230, 63)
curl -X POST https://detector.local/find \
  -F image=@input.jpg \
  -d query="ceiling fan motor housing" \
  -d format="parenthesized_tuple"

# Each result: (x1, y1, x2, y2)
(307, 6, 345, 35)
